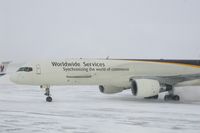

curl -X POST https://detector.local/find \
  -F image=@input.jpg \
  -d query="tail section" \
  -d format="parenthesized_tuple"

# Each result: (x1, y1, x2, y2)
(0, 61, 10, 76)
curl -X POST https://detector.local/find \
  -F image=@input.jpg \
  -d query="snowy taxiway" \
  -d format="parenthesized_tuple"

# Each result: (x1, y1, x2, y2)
(0, 75, 200, 133)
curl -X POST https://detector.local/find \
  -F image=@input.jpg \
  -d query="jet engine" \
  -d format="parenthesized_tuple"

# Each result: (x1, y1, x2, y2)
(99, 85, 124, 94)
(131, 79, 160, 97)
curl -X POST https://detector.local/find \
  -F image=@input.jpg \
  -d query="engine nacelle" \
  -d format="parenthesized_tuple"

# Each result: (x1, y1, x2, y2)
(131, 79, 160, 97)
(99, 85, 124, 94)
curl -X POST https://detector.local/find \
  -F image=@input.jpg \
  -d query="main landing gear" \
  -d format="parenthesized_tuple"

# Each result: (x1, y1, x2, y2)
(42, 86, 53, 102)
(164, 95, 180, 101)
(164, 87, 180, 101)
(145, 95, 159, 99)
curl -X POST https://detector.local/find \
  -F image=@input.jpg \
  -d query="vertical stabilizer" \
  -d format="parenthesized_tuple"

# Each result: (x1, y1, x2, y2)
(0, 61, 10, 76)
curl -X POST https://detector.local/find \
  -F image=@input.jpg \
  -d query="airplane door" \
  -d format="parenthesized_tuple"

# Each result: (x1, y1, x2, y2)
(36, 64, 41, 74)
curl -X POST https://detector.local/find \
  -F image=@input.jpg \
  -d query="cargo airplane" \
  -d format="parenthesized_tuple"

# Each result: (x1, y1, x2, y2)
(10, 59, 200, 102)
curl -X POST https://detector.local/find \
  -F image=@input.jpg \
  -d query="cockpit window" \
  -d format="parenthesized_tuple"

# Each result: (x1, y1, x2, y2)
(17, 67, 33, 72)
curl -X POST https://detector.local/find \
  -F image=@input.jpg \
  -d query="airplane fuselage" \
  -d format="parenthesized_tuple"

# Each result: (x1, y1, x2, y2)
(10, 59, 200, 88)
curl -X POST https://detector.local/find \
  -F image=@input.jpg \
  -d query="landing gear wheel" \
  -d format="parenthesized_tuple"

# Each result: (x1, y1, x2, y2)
(44, 87, 53, 102)
(164, 95, 170, 101)
(164, 95, 180, 101)
(145, 95, 159, 99)
(172, 95, 180, 101)
(46, 96, 52, 102)
(164, 86, 180, 101)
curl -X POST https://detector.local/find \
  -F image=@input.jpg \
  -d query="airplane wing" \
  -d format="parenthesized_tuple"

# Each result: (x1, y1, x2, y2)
(130, 73, 200, 86)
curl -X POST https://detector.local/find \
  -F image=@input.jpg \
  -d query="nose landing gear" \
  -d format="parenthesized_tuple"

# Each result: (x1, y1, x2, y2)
(42, 86, 52, 102)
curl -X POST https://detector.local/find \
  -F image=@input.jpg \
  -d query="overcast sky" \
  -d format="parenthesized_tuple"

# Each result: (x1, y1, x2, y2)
(1, 0, 200, 61)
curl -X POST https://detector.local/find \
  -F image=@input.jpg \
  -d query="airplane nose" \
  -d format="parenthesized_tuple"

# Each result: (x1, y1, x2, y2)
(10, 73, 18, 83)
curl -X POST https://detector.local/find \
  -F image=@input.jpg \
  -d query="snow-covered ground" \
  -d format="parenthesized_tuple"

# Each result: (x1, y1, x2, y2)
(1, 75, 200, 133)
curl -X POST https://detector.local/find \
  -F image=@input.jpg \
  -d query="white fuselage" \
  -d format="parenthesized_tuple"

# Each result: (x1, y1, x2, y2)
(10, 59, 200, 88)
